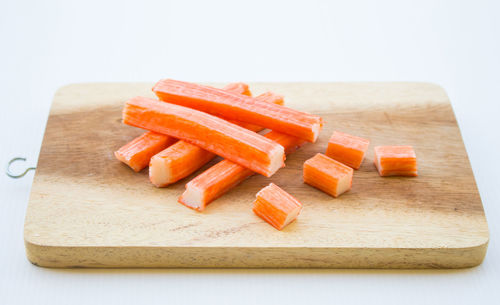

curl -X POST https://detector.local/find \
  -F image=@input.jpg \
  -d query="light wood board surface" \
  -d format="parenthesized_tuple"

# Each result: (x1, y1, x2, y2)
(24, 82, 489, 268)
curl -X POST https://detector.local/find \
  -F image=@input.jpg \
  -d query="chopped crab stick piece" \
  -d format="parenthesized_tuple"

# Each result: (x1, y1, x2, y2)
(123, 96, 285, 177)
(153, 79, 323, 142)
(178, 131, 306, 211)
(221, 82, 251, 96)
(252, 183, 303, 230)
(303, 153, 353, 198)
(149, 91, 285, 187)
(374, 146, 418, 177)
(114, 131, 177, 172)
(326, 131, 370, 169)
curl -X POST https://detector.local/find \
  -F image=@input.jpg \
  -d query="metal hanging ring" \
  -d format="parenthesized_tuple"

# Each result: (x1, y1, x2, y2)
(6, 157, 36, 178)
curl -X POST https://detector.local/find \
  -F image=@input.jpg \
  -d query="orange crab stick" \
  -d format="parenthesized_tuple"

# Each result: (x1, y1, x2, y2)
(231, 92, 284, 132)
(252, 183, 303, 230)
(374, 146, 418, 177)
(116, 83, 249, 173)
(123, 97, 285, 177)
(178, 130, 306, 211)
(149, 91, 285, 187)
(114, 131, 177, 172)
(153, 79, 322, 142)
(326, 131, 370, 169)
(221, 82, 251, 97)
(303, 153, 353, 197)
(149, 141, 216, 187)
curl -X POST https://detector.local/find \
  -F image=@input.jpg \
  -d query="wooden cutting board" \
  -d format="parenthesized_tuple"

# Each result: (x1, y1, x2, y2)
(24, 82, 489, 268)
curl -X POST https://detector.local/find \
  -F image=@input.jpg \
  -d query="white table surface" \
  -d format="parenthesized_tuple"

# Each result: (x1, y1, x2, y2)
(1, 0, 499, 304)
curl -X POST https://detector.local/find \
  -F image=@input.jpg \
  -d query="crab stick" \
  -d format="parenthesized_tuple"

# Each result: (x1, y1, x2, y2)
(149, 141, 216, 187)
(123, 97, 285, 177)
(252, 183, 303, 230)
(114, 131, 177, 172)
(303, 153, 353, 197)
(153, 79, 323, 142)
(374, 146, 418, 177)
(178, 130, 306, 211)
(326, 131, 370, 169)
(255, 92, 284, 106)
(232, 92, 285, 132)
(116, 83, 248, 173)
(149, 91, 285, 187)
(220, 82, 251, 97)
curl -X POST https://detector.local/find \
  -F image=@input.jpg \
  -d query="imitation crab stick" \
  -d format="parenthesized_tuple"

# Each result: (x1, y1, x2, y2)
(326, 131, 370, 169)
(221, 82, 251, 97)
(232, 92, 285, 132)
(178, 130, 306, 211)
(153, 79, 323, 142)
(117, 82, 249, 173)
(149, 141, 216, 187)
(149, 91, 285, 187)
(374, 146, 418, 177)
(303, 153, 353, 198)
(123, 97, 285, 177)
(114, 131, 177, 172)
(252, 183, 303, 230)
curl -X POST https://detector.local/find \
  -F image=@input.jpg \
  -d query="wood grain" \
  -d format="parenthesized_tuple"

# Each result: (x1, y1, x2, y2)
(24, 82, 489, 268)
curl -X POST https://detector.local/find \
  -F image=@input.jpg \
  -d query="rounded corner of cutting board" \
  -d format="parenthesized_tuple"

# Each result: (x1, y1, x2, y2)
(24, 235, 51, 268)
(459, 234, 490, 268)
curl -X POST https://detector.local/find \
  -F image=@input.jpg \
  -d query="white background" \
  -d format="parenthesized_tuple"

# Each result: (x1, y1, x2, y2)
(1, 0, 499, 304)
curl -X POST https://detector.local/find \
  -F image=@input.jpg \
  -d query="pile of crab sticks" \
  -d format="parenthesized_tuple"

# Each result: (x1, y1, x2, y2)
(115, 79, 418, 230)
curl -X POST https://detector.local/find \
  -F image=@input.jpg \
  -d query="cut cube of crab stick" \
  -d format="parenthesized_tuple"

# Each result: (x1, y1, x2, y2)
(114, 131, 177, 172)
(252, 183, 303, 231)
(153, 79, 323, 142)
(326, 131, 370, 169)
(123, 96, 285, 177)
(303, 153, 353, 198)
(374, 146, 418, 177)
(116, 83, 248, 173)
(149, 91, 285, 187)
(178, 130, 306, 211)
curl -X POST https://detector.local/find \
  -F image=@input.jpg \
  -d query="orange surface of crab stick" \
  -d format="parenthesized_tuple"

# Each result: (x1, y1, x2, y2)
(153, 79, 322, 142)
(117, 83, 248, 174)
(114, 131, 177, 172)
(326, 131, 370, 169)
(255, 92, 284, 106)
(221, 82, 251, 96)
(303, 153, 353, 198)
(229, 92, 285, 132)
(149, 141, 216, 187)
(374, 146, 418, 177)
(123, 97, 285, 177)
(252, 183, 303, 230)
(149, 91, 285, 187)
(178, 131, 306, 211)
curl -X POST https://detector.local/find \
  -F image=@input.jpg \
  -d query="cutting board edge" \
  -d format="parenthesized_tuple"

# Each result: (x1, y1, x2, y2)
(48, 81, 451, 115)
(25, 237, 488, 269)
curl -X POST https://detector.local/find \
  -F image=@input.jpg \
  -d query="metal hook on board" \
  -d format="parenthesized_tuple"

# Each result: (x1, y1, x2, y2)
(6, 157, 36, 178)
